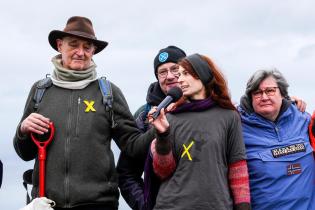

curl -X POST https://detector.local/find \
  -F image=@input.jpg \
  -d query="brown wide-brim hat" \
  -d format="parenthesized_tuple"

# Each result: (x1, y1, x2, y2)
(48, 16, 108, 54)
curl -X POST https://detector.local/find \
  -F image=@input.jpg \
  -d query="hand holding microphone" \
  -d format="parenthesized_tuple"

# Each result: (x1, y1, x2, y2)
(152, 86, 183, 119)
(149, 87, 183, 133)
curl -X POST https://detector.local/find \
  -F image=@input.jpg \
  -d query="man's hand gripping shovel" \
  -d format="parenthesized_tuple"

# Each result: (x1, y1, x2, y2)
(30, 122, 56, 208)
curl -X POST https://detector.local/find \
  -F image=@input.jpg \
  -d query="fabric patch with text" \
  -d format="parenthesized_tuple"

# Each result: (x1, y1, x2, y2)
(271, 143, 306, 158)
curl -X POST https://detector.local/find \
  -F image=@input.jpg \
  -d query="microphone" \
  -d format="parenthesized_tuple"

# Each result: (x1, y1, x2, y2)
(152, 86, 183, 119)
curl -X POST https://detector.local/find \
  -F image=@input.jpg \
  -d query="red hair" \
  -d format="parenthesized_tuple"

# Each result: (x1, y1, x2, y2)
(178, 55, 236, 111)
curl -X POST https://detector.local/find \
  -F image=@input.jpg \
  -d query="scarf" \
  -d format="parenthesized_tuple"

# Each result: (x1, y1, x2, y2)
(51, 55, 97, 89)
(171, 97, 216, 114)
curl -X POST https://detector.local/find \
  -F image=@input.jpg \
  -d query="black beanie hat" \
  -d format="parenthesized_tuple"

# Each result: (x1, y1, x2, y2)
(154, 46, 186, 78)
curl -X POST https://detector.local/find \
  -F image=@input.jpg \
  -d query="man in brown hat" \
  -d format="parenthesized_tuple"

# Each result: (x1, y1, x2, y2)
(14, 16, 154, 210)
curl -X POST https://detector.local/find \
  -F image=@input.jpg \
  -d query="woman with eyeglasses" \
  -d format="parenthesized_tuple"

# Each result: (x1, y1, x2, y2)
(238, 69, 315, 210)
(148, 54, 251, 210)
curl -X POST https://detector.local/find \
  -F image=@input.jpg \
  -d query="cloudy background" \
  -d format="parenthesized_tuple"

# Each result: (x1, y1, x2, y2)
(1, 0, 315, 209)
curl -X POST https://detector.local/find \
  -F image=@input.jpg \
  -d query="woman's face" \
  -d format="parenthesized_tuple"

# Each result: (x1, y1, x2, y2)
(177, 65, 206, 100)
(251, 76, 283, 121)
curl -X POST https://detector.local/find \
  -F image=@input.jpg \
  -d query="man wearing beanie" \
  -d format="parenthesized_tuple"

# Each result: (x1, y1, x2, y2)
(117, 46, 186, 210)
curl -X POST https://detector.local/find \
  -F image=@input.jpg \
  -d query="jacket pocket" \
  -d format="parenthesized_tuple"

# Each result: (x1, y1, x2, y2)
(258, 142, 313, 162)
(247, 141, 313, 180)
(247, 141, 315, 208)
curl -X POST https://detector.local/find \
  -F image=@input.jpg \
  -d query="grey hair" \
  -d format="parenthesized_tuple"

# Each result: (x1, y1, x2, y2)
(245, 69, 290, 102)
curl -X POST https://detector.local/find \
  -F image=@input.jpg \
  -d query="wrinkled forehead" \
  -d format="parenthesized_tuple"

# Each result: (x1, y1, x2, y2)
(157, 62, 177, 71)
(62, 36, 94, 45)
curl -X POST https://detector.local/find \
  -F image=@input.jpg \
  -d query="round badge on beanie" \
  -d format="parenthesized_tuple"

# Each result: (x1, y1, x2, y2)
(159, 52, 169, 62)
(154, 46, 186, 78)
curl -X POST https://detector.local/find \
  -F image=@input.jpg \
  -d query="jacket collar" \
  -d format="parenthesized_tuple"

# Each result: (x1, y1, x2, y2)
(146, 82, 166, 106)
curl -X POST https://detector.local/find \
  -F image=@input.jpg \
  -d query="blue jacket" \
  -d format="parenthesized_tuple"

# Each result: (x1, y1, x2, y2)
(239, 101, 315, 210)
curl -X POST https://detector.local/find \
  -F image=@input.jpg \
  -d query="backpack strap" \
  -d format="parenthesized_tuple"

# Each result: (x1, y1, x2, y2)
(33, 76, 52, 111)
(98, 77, 117, 128)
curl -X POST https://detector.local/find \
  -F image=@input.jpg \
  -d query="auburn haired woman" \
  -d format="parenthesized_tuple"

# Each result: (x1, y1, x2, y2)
(149, 54, 251, 210)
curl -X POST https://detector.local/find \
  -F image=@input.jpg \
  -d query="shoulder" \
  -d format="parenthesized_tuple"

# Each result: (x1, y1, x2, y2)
(168, 106, 240, 123)
(102, 80, 121, 94)
(210, 106, 240, 120)
(28, 78, 51, 95)
(102, 80, 126, 102)
(287, 103, 311, 122)
(207, 107, 241, 130)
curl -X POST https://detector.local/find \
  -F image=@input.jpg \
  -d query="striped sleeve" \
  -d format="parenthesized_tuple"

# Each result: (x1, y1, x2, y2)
(228, 160, 251, 210)
(151, 139, 176, 180)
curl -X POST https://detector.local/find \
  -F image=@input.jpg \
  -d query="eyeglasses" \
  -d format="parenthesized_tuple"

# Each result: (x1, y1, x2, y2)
(252, 87, 279, 99)
(157, 65, 180, 78)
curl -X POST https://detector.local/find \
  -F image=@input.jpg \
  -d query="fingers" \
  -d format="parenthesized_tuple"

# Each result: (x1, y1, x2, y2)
(148, 107, 169, 133)
(295, 99, 306, 112)
(20, 113, 50, 135)
(148, 106, 158, 123)
(290, 96, 307, 113)
(166, 103, 175, 112)
(160, 108, 166, 116)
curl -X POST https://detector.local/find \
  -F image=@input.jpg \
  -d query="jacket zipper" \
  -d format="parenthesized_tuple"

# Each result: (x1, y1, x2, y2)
(75, 97, 81, 137)
(273, 123, 282, 142)
(64, 91, 73, 207)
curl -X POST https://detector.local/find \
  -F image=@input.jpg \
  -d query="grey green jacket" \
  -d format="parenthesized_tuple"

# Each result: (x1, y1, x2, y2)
(13, 80, 154, 209)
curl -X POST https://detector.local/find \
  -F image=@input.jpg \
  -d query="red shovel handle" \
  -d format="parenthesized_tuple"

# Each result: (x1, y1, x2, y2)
(39, 151, 46, 197)
(31, 122, 55, 197)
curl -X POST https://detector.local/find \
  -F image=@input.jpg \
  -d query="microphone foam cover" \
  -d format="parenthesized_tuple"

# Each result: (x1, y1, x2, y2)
(167, 86, 183, 102)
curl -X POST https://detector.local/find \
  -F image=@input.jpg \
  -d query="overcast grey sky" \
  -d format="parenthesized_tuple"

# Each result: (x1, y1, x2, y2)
(1, 0, 315, 209)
